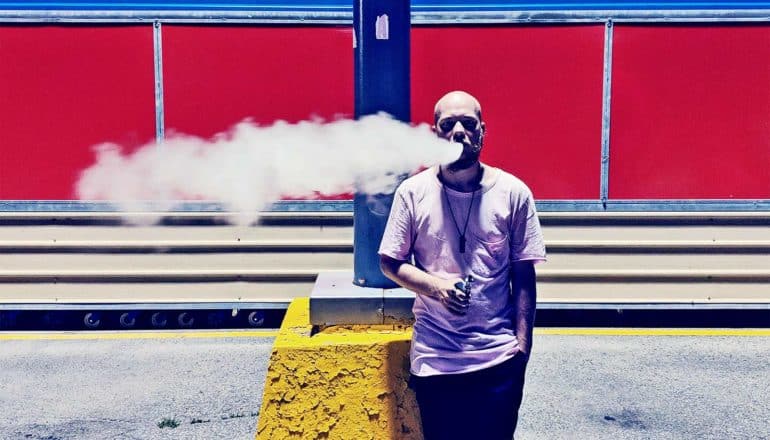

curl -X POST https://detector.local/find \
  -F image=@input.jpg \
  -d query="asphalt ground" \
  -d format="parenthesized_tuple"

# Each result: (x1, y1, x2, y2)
(0, 331, 277, 440)
(0, 329, 768, 440)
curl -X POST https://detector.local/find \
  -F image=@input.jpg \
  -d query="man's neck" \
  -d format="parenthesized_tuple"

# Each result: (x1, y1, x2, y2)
(439, 162, 483, 192)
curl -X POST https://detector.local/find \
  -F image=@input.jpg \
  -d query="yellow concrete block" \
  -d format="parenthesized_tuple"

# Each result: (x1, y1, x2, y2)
(256, 298, 422, 440)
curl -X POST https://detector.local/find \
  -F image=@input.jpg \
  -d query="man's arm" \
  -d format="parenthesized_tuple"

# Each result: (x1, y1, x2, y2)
(380, 255, 469, 314)
(511, 260, 537, 357)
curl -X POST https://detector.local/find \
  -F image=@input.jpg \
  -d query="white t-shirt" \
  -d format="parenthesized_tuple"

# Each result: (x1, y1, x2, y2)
(378, 165, 546, 376)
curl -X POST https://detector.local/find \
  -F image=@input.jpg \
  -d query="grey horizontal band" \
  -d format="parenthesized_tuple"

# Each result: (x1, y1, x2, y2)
(1, 9, 770, 23)
(0, 301, 289, 310)
(2, 301, 765, 311)
(1, 200, 769, 213)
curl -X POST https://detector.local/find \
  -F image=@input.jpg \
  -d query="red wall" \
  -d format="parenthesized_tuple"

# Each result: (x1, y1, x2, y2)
(412, 25, 606, 200)
(162, 26, 353, 138)
(0, 25, 353, 200)
(0, 26, 156, 199)
(1, 23, 768, 202)
(610, 25, 770, 199)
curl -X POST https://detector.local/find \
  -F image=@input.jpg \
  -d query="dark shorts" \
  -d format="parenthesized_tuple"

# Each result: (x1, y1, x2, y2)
(409, 354, 528, 440)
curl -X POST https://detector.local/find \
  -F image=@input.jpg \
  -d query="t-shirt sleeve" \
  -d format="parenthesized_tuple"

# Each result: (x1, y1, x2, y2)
(510, 189, 547, 263)
(378, 189, 414, 261)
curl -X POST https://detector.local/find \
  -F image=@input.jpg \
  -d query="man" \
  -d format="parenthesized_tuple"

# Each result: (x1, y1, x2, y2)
(378, 91, 546, 440)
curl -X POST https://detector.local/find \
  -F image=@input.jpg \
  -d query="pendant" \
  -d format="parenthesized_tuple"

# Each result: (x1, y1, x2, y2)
(459, 236, 466, 253)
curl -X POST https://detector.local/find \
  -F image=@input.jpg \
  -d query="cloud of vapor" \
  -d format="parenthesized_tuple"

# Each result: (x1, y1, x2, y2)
(76, 113, 461, 224)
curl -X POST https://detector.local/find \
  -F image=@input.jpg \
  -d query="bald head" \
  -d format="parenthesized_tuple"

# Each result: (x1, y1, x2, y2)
(432, 91, 486, 172)
(434, 91, 482, 123)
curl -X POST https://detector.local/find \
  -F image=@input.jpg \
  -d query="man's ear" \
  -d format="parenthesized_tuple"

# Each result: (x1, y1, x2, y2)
(431, 125, 437, 134)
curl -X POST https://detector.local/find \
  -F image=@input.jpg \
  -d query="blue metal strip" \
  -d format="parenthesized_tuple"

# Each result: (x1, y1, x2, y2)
(1, 200, 769, 212)
(538, 200, 770, 212)
(2, 1, 770, 12)
(3, 9, 770, 23)
(0, 9, 352, 23)
(536, 302, 770, 310)
(599, 19, 612, 206)
(412, 9, 770, 23)
(0, 301, 290, 310)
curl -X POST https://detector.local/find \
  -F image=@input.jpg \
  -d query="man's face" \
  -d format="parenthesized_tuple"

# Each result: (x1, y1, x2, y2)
(433, 102, 485, 171)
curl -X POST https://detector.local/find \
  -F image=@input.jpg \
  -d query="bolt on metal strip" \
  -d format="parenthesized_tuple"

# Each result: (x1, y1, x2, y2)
(153, 20, 165, 144)
(600, 20, 614, 208)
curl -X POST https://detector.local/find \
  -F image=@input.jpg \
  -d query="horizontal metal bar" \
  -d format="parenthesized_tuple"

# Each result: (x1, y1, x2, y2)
(536, 211, 770, 227)
(540, 200, 770, 211)
(1, 209, 769, 229)
(2, 199, 770, 213)
(0, 240, 353, 253)
(0, 212, 352, 223)
(0, 200, 355, 212)
(2, 8, 770, 23)
(546, 240, 770, 252)
(270, 200, 354, 212)
(0, 301, 289, 310)
(2, 240, 768, 254)
(1, 210, 768, 220)
(536, 302, 770, 310)
(2, 301, 766, 311)
(2, 269, 769, 283)
(539, 269, 770, 282)
(537, 211, 770, 218)
(412, 9, 770, 23)
(0, 9, 351, 23)
(0, 269, 320, 283)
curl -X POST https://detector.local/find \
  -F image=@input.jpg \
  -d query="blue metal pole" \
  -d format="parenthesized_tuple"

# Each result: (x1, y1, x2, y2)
(353, 0, 410, 288)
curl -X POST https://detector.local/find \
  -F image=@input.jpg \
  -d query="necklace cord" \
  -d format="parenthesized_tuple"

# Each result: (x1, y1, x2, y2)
(443, 185, 477, 253)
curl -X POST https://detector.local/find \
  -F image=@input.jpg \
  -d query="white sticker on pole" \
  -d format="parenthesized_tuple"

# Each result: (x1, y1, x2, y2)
(375, 14, 389, 40)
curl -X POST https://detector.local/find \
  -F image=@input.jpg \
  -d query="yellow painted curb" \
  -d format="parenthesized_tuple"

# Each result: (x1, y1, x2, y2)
(256, 298, 421, 440)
